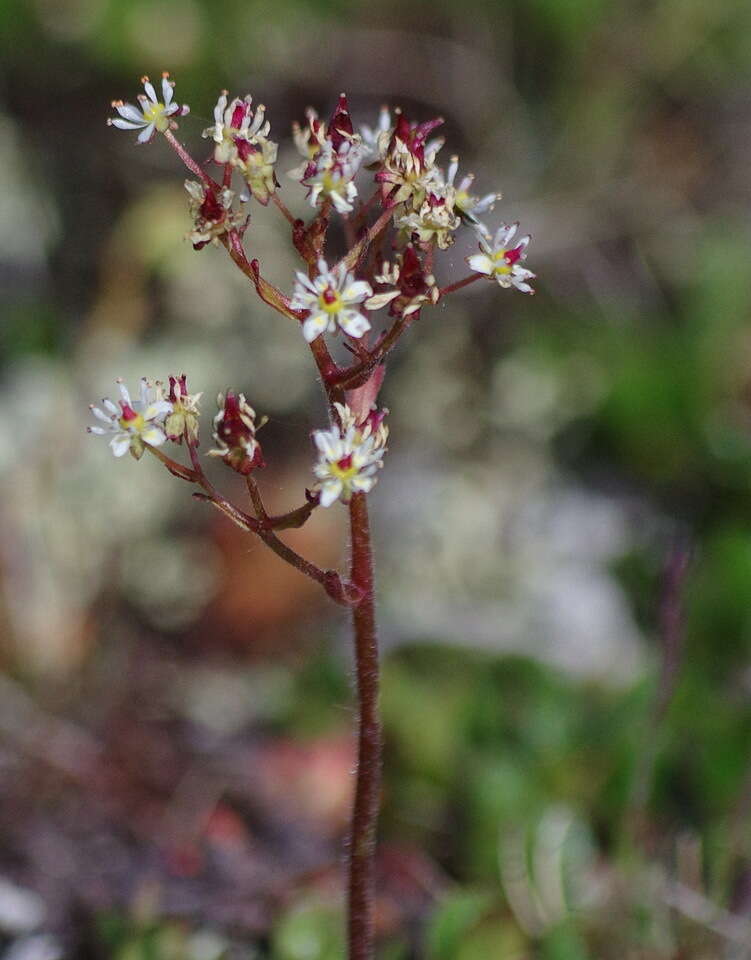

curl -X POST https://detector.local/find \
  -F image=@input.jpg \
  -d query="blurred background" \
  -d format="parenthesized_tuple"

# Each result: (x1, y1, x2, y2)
(2, 0, 751, 956)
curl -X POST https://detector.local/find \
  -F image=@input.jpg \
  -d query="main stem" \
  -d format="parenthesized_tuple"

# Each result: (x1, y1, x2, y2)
(347, 493, 381, 960)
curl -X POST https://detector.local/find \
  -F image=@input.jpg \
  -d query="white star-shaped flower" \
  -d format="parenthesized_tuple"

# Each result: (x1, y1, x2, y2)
(290, 258, 373, 343)
(312, 404, 388, 507)
(88, 378, 172, 459)
(302, 140, 363, 213)
(467, 222, 535, 294)
(108, 73, 189, 144)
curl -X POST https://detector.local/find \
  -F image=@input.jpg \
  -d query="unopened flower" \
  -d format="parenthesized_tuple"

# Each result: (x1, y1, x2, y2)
(467, 222, 535, 294)
(208, 391, 264, 475)
(203, 92, 271, 165)
(88, 378, 172, 459)
(312, 404, 388, 507)
(185, 180, 244, 249)
(290, 258, 373, 342)
(442, 157, 500, 223)
(108, 73, 189, 144)
(396, 190, 460, 249)
(161, 375, 202, 443)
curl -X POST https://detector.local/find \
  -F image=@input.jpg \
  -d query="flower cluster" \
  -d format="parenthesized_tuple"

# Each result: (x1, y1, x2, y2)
(203, 92, 279, 204)
(312, 404, 388, 507)
(292, 94, 367, 214)
(99, 75, 540, 518)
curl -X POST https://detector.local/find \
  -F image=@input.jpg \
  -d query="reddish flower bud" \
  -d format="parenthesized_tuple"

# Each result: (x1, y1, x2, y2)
(328, 92, 354, 151)
(208, 391, 265, 474)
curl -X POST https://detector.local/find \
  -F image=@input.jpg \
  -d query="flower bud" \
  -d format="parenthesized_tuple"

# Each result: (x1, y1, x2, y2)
(208, 391, 264, 474)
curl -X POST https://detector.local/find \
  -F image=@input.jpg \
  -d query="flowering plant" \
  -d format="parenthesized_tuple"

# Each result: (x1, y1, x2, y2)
(93, 74, 536, 959)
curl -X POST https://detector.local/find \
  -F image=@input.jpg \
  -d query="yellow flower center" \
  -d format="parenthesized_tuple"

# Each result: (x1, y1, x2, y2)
(319, 288, 343, 314)
(142, 102, 169, 132)
(119, 412, 144, 432)
(330, 457, 357, 480)
(491, 249, 512, 275)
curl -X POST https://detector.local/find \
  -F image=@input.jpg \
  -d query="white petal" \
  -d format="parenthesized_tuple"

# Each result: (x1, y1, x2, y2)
(467, 254, 493, 276)
(114, 102, 145, 122)
(102, 398, 119, 415)
(319, 481, 342, 507)
(296, 271, 319, 294)
(495, 222, 518, 249)
(330, 191, 354, 214)
(303, 312, 330, 342)
(117, 381, 131, 404)
(338, 310, 371, 339)
(141, 424, 166, 445)
(473, 193, 498, 214)
(351, 474, 375, 493)
(110, 434, 131, 457)
(88, 426, 108, 436)
(90, 405, 113, 424)
(143, 79, 158, 103)
(364, 290, 400, 311)
(161, 74, 174, 105)
(137, 124, 156, 144)
(110, 118, 145, 130)
(343, 280, 373, 304)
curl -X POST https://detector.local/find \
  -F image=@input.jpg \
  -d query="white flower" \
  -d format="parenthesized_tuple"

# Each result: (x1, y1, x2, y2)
(467, 222, 536, 294)
(88, 378, 173, 459)
(107, 73, 189, 144)
(202, 91, 271, 165)
(442, 156, 500, 223)
(290, 258, 373, 342)
(396, 190, 460, 249)
(302, 139, 363, 213)
(312, 404, 388, 507)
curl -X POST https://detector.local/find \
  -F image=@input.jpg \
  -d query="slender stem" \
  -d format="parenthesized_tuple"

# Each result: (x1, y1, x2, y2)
(338, 206, 396, 273)
(223, 233, 304, 323)
(332, 311, 417, 390)
(163, 129, 217, 188)
(347, 493, 381, 960)
(245, 476, 319, 530)
(271, 191, 297, 226)
(439, 273, 482, 297)
(145, 443, 198, 482)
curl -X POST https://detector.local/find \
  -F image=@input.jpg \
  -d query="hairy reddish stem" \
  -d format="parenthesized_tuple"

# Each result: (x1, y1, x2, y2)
(347, 493, 381, 960)
(439, 272, 482, 296)
(271, 191, 297, 225)
(338, 206, 396, 273)
(163, 129, 216, 188)
(333, 312, 417, 390)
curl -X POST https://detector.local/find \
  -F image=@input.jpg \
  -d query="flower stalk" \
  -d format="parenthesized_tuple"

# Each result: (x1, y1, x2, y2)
(94, 76, 538, 959)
